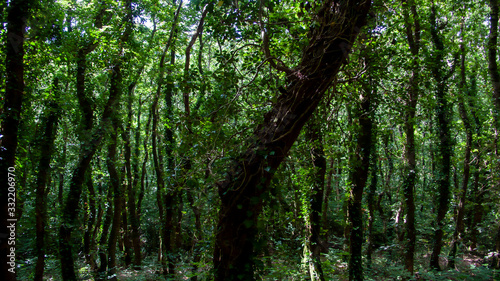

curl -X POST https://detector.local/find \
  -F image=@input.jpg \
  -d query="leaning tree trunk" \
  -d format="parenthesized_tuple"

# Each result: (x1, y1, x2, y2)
(213, 1, 371, 280)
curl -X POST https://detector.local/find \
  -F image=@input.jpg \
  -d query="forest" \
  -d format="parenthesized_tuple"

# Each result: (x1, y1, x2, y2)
(1, 0, 500, 280)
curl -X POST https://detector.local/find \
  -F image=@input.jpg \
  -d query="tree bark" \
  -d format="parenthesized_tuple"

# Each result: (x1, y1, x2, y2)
(366, 113, 378, 270)
(488, 0, 500, 268)
(59, 44, 123, 281)
(213, 1, 371, 280)
(488, 0, 500, 152)
(429, 4, 454, 271)
(0, 0, 31, 279)
(401, 0, 420, 275)
(34, 80, 61, 281)
(125, 78, 143, 269)
(96, 181, 113, 281)
(305, 112, 326, 281)
(449, 27, 472, 269)
(347, 86, 373, 281)
(83, 170, 97, 269)
(106, 88, 122, 281)
(150, 1, 182, 273)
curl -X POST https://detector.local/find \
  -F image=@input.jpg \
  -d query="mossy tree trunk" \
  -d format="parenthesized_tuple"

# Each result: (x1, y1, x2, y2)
(213, 1, 371, 280)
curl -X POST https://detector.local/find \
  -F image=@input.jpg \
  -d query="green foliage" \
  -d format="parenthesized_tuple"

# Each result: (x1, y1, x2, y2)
(6, 0, 500, 280)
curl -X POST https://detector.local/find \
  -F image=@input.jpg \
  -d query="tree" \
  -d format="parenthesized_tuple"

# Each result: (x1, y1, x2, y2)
(0, 0, 32, 280)
(212, 0, 371, 279)
(305, 111, 327, 281)
(428, 3, 455, 271)
(34, 79, 61, 281)
(346, 71, 373, 281)
(401, 0, 420, 274)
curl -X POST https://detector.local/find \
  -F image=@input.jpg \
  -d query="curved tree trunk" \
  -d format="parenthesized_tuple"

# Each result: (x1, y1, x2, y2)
(213, 1, 371, 280)
(34, 80, 61, 281)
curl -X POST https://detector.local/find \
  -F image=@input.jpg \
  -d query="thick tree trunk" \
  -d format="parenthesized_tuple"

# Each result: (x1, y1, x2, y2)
(213, 1, 371, 280)
(0, 1, 31, 280)
(34, 82, 61, 281)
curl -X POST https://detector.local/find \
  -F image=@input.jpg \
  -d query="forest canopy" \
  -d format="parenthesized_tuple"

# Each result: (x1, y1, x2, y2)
(1, 0, 500, 280)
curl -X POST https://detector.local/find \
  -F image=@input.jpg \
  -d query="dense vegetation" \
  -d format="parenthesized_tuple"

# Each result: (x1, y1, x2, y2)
(1, 0, 500, 280)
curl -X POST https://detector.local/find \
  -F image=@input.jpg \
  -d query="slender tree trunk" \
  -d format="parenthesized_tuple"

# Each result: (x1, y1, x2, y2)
(469, 175, 484, 251)
(105, 60, 126, 281)
(488, 0, 500, 268)
(187, 187, 203, 281)
(34, 82, 61, 281)
(57, 4, 114, 278)
(401, 0, 420, 275)
(122, 66, 144, 270)
(488, 0, 500, 151)
(366, 118, 378, 270)
(96, 183, 113, 281)
(138, 108, 151, 226)
(151, 1, 182, 273)
(188, 12, 207, 281)
(121, 195, 133, 267)
(321, 158, 335, 241)
(348, 85, 373, 281)
(0, 1, 31, 279)
(165, 5, 209, 277)
(126, 82, 143, 269)
(429, 4, 454, 271)
(84, 171, 97, 270)
(59, 47, 94, 281)
(449, 29, 472, 269)
(305, 113, 326, 281)
(466, 74, 483, 253)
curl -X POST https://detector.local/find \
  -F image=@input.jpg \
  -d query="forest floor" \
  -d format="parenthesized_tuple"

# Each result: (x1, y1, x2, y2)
(17, 249, 499, 280)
